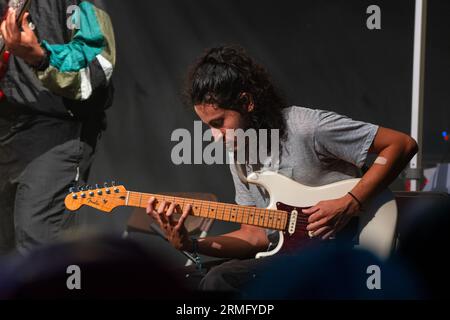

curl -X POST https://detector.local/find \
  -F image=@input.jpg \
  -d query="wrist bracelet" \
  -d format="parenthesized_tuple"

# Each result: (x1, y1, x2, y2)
(348, 192, 363, 211)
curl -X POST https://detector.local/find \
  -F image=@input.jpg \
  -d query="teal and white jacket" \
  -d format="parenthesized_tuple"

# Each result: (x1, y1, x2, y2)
(0, 0, 116, 118)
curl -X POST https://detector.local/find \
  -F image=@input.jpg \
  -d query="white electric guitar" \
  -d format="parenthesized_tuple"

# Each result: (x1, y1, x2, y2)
(65, 169, 398, 259)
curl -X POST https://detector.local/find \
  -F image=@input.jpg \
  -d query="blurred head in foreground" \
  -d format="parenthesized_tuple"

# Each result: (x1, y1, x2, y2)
(0, 235, 188, 299)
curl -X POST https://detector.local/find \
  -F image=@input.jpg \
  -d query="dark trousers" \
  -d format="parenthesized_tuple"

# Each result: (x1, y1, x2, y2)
(183, 258, 274, 299)
(0, 112, 102, 255)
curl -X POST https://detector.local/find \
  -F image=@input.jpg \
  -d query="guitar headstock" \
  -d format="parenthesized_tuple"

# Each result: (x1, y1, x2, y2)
(64, 182, 128, 213)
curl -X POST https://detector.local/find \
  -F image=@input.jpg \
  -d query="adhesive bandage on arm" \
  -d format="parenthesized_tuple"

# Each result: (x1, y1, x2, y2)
(374, 156, 388, 165)
(211, 242, 222, 250)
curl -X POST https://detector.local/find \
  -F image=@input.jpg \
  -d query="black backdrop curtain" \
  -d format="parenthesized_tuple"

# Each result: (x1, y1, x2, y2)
(80, 0, 450, 248)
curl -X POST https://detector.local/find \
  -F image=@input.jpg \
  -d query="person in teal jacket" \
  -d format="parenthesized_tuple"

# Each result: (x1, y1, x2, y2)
(0, 0, 116, 254)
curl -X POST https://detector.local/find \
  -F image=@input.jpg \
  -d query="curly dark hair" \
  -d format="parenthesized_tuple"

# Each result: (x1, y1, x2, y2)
(184, 45, 287, 140)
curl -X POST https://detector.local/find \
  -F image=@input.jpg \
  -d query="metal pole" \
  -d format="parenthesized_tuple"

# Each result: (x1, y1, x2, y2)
(408, 0, 427, 191)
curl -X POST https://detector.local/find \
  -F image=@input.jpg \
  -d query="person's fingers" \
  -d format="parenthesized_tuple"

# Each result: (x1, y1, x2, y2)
(156, 200, 169, 224)
(1, 10, 13, 42)
(146, 197, 166, 228)
(175, 204, 191, 231)
(152, 209, 165, 229)
(1, 21, 8, 43)
(307, 209, 324, 223)
(156, 200, 166, 214)
(302, 206, 320, 215)
(21, 12, 31, 33)
(7, 9, 17, 38)
(146, 197, 156, 215)
(166, 202, 176, 217)
(306, 215, 329, 232)
(166, 202, 177, 226)
(311, 226, 332, 238)
(321, 229, 336, 240)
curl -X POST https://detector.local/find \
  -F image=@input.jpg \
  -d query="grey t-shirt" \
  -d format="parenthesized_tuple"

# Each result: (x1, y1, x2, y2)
(230, 106, 379, 209)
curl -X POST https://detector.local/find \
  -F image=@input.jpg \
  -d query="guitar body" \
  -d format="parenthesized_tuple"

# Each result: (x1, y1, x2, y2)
(65, 171, 398, 261)
(246, 171, 398, 259)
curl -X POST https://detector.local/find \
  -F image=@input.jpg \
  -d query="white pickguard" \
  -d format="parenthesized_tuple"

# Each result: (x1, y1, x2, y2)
(244, 171, 398, 260)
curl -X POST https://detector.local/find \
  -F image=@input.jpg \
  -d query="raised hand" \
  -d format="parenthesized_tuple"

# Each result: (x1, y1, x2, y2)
(0, 9, 45, 66)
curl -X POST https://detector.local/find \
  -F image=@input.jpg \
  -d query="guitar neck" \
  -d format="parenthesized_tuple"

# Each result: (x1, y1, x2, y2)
(126, 191, 288, 231)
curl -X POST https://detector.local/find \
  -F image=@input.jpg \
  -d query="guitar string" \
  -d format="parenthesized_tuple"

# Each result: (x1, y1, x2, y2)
(71, 192, 311, 229)
(75, 192, 311, 224)
(72, 196, 286, 230)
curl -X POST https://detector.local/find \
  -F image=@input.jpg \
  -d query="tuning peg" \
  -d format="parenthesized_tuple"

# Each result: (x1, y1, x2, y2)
(105, 182, 111, 194)
(86, 185, 92, 190)
(70, 186, 78, 199)
(79, 186, 85, 191)
(112, 181, 120, 193)
(95, 184, 100, 189)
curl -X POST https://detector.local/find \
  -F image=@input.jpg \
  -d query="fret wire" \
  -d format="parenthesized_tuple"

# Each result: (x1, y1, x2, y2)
(278, 211, 283, 229)
(244, 206, 249, 226)
(252, 207, 258, 227)
(261, 209, 266, 227)
(257, 208, 261, 227)
(215, 203, 220, 219)
(250, 206, 255, 226)
(229, 205, 233, 223)
(261, 209, 266, 228)
(216, 204, 220, 220)
(200, 201, 205, 218)
(274, 211, 278, 229)
(271, 210, 274, 229)
(263, 209, 268, 228)
(218, 203, 224, 220)
(257, 207, 262, 227)
(273, 210, 278, 229)
(207, 201, 211, 219)
(267, 209, 272, 229)
(253, 207, 258, 227)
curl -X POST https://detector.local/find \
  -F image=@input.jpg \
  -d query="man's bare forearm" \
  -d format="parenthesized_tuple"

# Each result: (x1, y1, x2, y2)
(188, 228, 269, 259)
(351, 132, 418, 206)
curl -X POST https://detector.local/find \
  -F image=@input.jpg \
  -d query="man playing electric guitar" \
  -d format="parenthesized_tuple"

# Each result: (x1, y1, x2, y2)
(146, 45, 418, 292)
(0, 0, 115, 255)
